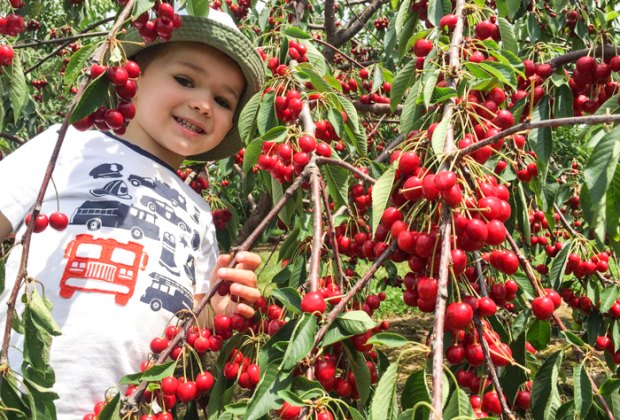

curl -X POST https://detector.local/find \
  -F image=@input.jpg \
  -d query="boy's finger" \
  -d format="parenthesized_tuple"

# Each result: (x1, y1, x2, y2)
(230, 283, 262, 303)
(233, 251, 261, 269)
(233, 303, 256, 319)
(217, 267, 257, 287)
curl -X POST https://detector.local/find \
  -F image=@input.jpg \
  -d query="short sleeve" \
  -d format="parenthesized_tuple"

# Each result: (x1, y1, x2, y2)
(0, 125, 61, 230)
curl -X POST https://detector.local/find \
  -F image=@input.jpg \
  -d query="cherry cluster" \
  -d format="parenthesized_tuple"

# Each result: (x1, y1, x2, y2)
(0, 13, 25, 37)
(569, 55, 620, 115)
(131, 3, 182, 43)
(176, 168, 210, 194)
(224, 0, 252, 20)
(212, 209, 232, 231)
(24, 211, 69, 233)
(287, 39, 308, 62)
(223, 348, 261, 390)
(373, 16, 388, 31)
(267, 57, 289, 77)
(275, 89, 303, 122)
(72, 61, 141, 134)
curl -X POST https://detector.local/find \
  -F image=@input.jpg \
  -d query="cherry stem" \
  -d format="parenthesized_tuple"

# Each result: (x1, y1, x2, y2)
(0, 0, 136, 372)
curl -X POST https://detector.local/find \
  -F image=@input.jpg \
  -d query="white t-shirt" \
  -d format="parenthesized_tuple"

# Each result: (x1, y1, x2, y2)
(0, 125, 218, 418)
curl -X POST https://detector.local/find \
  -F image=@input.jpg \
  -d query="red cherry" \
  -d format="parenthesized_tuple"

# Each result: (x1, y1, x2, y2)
(446, 302, 474, 330)
(446, 343, 465, 364)
(301, 291, 327, 314)
(104, 110, 124, 130)
(434, 171, 457, 191)
(176, 380, 197, 402)
(107, 66, 129, 86)
(223, 362, 240, 380)
(195, 371, 214, 392)
(359, 68, 369, 79)
(160, 376, 179, 396)
(214, 314, 232, 332)
(0, 45, 15, 66)
(150, 337, 169, 353)
(465, 343, 484, 366)
(477, 296, 497, 316)
(466, 219, 488, 242)
(26, 213, 49, 233)
(595, 336, 612, 351)
(515, 390, 531, 410)
(49, 211, 69, 231)
(531, 296, 555, 320)
(278, 402, 302, 419)
(439, 14, 458, 30)
(413, 38, 433, 57)
(381, 207, 403, 228)
(482, 391, 502, 415)
(398, 151, 420, 176)
(298, 134, 316, 152)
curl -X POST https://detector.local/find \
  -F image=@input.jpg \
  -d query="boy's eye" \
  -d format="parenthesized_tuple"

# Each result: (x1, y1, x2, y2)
(174, 76, 193, 87)
(216, 97, 231, 109)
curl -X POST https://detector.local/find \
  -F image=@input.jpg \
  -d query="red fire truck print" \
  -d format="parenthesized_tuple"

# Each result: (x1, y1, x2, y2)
(59, 234, 149, 305)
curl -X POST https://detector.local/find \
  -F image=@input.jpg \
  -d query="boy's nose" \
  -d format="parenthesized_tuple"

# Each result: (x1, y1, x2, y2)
(190, 97, 212, 117)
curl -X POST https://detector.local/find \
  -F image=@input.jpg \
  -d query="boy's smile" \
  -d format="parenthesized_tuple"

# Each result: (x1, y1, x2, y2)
(121, 42, 246, 168)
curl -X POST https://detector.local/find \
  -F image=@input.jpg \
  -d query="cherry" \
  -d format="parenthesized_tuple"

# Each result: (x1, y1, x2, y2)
(316, 409, 334, 420)
(465, 343, 484, 366)
(433, 171, 457, 191)
(209, 335, 223, 351)
(25, 213, 49, 233)
(193, 336, 210, 353)
(359, 68, 369, 79)
(482, 391, 502, 415)
(301, 291, 327, 314)
(515, 390, 531, 410)
(176, 380, 197, 402)
(401, 176, 424, 202)
(246, 363, 260, 385)
(477, 296, 497, 316)
(439, 14, 458, 30)
(422, 174, 440, 200)
(214, 314, 232, 332)
(485, 220, 506, 245)
(544, 289, 561, 309)
(417, 277, 438, 300)
(314, 357, 336, 383)
(446, 302, 474, 330)
(164, 325, 181, 340)
(576, 56, 596, 74)
(466, 219, 488, 242)
(107, 66, 129, 86)
(195, 371, 214, 392)
(381, 207, 403, 228)
(49, 211, 69, 231)
(298, 134, 316, 152)
(446, 343, 465, 364)
(105, 110, 124, 130)
(278, 402, 302, 419)
(531, 296, 555, 320)
(160, 376, 179, 396)
(595, 336, 612, 351)
(398, 151, 420, 175)
(413, 38, 433, 57)
(0, 45, 15, 66)
(123, 60, 141, 78)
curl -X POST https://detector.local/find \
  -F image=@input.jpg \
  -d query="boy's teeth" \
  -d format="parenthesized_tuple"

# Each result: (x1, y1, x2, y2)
(176, 117, 203, 133)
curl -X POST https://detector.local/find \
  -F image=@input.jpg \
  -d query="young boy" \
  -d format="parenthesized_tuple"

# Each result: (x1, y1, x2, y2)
(0, 9, 264, 417)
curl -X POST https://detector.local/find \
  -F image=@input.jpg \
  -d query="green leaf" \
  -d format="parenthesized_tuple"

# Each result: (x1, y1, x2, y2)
(529, 96, 553, 182)
(527, 319, 551, 351)
(613, 320, 620, 352)
(401, 369, 430, 417)
(8, 52, 28, 123)
(599, 378, 620, 396)
(600, 286, 620, 313)
(187, 0, 210, 16)
(344, 342, 372, 405)
(478, 61, 518, 89)
(296, 63, 333, 93)
(431, 114, 451, 155)
(553, 84, 574, 118)
(320, 161, 350, 207)
(549, 239, 572, 290)
(573, 363, 592, 418)
(371, 164, 396, 237)
(422, 69, 439, 108)
(28, 289, 61, 336)
(605, 165, 620, 244)
(284, 26, 312, 39)
(64, 44, 97, 93)
(133, 0, 155, 17)
(372, 65, 384, 93)
(141, 361, 176, 381)
(370, 362, 399, 420)
(443, 386, 476, 419)
(400, 81, 423, 136)
(426, 0, 445, 27)
(70, 74, 108, 123)
(245, 364, 292, 420)
(238, 91, 262, 144)
(560, 330, 585, 347)
(257, 90, 277, 136)
(391, 60, 416, 112)
(366, 332, 409, 348)
(396, 0, 418, 58)
(336, 310, 377, 334)
(321, 322, 353, 347)
(506, 0, 521, 18)
(498, 17, 517, 52)
(97, 392, 121, 420)
(242, 138, 263, 174)
(302, 39, 327, 75)
(584, 125, 620, 224)
(531, 351, 563, 420)
(280, 314, 316, 370)
(271, 288, 302, 315)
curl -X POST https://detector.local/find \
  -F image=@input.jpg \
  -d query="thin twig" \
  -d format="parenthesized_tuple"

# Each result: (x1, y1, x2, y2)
(14, 31, 110, 49)
(319, 178, 346, 285)
(0, 132, 26, 145)
(315, 156, 376, 184)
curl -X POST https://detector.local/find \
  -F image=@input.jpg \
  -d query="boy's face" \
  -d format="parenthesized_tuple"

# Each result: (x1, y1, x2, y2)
(122, 42, 246, 168)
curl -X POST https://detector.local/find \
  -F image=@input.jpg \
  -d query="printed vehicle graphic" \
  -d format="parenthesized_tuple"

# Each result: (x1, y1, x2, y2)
(141, 272, 193, 313)
(127, 175, 187, 210)
(59, 234, 148, 305)
(70, 200, 160, 240)
(140, 196, 190, 232)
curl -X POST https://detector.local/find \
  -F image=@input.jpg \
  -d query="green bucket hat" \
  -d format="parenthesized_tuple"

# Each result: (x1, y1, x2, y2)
(121, 10, 264, 161)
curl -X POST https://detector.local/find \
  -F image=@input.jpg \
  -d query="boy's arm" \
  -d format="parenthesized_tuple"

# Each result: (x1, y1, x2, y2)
(0, 212, 14, 242)
(194, 251, 262, 327)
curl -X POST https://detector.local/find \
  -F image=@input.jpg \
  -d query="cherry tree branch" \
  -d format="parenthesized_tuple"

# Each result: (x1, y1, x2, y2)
(312, 37, 365, 68)
(308, 163, 323, 291)
(0, 0, 136, 371)
(0, 132, 26, 145)
(430, 0, 465, 416)
(320, 179, 346, 285)
(548, 45, 620, 69)
(315, 156, 376, 184)
(323, 0, 338, 47)
(336, 0, 387, 48)
(453, 114, 620, 161)
(505, 233, 614, 419)
(311, 240, 398, 348)
(353, 101, 402, 115)
(14, 31, 110, 49)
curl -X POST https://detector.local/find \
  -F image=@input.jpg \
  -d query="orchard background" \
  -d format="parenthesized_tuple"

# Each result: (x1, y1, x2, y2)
(1, 0, 620, 419)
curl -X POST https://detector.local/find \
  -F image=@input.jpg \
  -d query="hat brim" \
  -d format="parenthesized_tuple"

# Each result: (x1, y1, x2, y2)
(121, 15, 264, 161)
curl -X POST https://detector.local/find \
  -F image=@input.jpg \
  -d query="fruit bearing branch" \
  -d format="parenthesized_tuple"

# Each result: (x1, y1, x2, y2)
(0, 0, 136, 369)
(430, 0, 465, 417)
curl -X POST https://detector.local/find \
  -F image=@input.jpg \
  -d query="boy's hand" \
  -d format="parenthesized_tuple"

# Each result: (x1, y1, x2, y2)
(197, 251, 262, 320)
